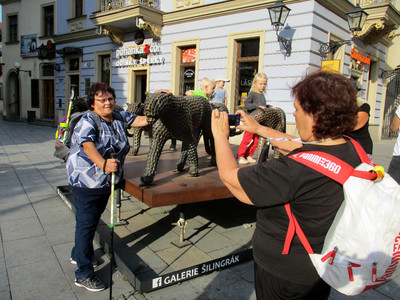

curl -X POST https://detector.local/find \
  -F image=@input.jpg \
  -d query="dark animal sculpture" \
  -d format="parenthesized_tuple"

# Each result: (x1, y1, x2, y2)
(126, 103, 151, 155)
(251, 107, 286, 162)
(126, 102, 177, 155)
(141, 93, 216, 185)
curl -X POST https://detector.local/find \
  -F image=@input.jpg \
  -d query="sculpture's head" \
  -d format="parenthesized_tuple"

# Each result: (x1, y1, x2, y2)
(71, 96, 88, 114)
(144, 92, 173, 125)
(126, 102, 144, 115)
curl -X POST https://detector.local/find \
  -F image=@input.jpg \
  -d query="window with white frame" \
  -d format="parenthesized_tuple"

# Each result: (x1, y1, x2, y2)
(8, 15, 18, 42)
(75, 0, 83, 17)
(43, 5, 54, 36)
(70, 0, 84, 18)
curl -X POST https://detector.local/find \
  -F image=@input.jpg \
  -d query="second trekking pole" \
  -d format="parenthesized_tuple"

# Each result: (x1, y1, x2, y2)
(109, 154, 117, 300)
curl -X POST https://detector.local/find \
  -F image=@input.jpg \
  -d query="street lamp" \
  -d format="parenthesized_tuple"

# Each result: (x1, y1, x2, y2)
(14, 62, 31, 76)
(319, 4, 368, 58)
(37, 43, 60, 71)
(267, 1, 292, 56)
(345, 4, 369, 33)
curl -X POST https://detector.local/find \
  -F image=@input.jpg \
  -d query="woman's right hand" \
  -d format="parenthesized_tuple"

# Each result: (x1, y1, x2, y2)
(104, 158, 119, 173)
(211, 109, 230, 140)
(236, 110, 261, 135)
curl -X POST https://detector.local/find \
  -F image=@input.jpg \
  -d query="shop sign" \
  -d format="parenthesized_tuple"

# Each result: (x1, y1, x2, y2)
(184, 69, 195, 78)
(350, 48, 370, 65)
(115, 44, 166, 67)
(321, 60, 340, 73)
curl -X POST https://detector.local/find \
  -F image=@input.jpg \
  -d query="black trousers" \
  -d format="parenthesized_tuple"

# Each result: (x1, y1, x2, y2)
(254, 262, 331, 300)
(388, 155, 400, 184)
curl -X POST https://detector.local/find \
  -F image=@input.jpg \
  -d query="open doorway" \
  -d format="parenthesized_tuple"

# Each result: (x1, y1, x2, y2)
(134, 70, 147, 103)
(7, 72, 20, 120)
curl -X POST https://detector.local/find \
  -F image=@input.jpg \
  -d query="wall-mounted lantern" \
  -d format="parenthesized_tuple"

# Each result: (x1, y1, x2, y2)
(345, 4, 369, 34)
(38, 43, 60, 71)
(267, 1, 292, 56)
(319, 4, 368, 58)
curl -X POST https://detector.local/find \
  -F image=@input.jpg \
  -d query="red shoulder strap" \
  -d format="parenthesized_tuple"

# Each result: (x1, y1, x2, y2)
(343, 135, 371, 164)
(283, 203, 314, 255)
(289, 138, 376, 183)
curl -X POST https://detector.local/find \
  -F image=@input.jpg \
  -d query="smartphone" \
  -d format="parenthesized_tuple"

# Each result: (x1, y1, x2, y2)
(228, 114, 240, 126)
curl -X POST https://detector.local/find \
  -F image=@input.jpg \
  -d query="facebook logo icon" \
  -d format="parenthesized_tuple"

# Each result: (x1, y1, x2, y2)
(152, 277, 162, 288)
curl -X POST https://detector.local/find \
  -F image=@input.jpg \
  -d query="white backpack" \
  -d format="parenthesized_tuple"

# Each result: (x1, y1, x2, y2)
(286, 138, 400, 296)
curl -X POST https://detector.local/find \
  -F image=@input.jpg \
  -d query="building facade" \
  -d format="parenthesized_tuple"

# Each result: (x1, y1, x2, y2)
(2, 0, 400, 141)
(1, 0, 56, 123)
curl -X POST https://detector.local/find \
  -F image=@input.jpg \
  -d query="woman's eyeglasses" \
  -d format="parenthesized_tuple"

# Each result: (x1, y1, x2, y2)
(95, 97, 115, 104)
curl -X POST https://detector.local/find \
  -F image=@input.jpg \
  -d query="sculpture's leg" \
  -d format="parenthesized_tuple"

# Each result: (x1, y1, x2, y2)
(203, 128, 216, 166)
(169, 138, 177, 151)
(185, 142, 199, 177)
(141, 122, 169, 185)
(131, 127, 143, 156)
(257, 137, 270, 163)
(174, 141, 189, 173)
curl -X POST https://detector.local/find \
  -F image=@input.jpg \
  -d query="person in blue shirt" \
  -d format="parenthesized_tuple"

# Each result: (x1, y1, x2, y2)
(210, 75, 229, 106)
(66, 82, 149, 292)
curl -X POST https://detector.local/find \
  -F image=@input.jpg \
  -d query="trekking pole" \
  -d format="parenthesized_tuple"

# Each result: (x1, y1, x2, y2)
(59, 88, 75, 143)
(109, 154, 117, 300)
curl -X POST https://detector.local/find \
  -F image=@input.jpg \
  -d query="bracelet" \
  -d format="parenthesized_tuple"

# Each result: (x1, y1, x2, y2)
(103, 159, 108, 173)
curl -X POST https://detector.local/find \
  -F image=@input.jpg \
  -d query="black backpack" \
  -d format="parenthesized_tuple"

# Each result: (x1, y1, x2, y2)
(54, 110, 124, 162)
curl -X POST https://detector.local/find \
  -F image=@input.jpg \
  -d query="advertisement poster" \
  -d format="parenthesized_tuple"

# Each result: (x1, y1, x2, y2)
(21, 34, 38, 57)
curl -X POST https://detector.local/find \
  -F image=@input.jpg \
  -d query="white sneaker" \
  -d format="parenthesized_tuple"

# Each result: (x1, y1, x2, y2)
(237, 157, 249, 165)
(246, 156, 257, 163)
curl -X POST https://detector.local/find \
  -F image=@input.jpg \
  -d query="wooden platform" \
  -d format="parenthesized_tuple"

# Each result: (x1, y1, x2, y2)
(123, 144, 240, 207)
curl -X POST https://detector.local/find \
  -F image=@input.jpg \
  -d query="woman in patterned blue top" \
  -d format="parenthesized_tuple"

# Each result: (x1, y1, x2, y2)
(66, 82, 149, 292)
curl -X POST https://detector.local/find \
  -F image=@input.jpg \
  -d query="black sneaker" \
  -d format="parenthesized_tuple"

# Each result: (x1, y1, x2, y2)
(74, 274, 106, 292)
(70, 258, 100, 268)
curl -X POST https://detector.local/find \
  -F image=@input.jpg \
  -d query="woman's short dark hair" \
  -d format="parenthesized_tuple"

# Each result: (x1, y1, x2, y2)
(87, 82, 116, 110)
(292, 71, 358, 139)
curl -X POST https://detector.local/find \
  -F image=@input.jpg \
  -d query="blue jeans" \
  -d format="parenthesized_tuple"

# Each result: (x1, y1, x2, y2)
(71, 191, 109, 279)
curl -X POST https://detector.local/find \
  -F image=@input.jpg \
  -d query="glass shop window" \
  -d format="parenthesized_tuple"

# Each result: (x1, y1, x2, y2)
(180, 46, 196, 95)
(236, 38, 260, 108)
(69, 58, 80, 71)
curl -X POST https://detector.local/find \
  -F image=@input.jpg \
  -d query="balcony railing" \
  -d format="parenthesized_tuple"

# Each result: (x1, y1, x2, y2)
(101, 0, 160, 12)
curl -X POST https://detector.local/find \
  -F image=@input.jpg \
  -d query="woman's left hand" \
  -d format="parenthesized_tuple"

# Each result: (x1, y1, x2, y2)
(211, 109, 230, 140)
(236, 110, 260, 135)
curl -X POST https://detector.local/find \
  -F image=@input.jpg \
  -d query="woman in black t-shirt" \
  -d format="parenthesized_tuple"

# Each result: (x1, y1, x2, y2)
(211, 71, 360, 300)
(347, 100, 373, 157)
